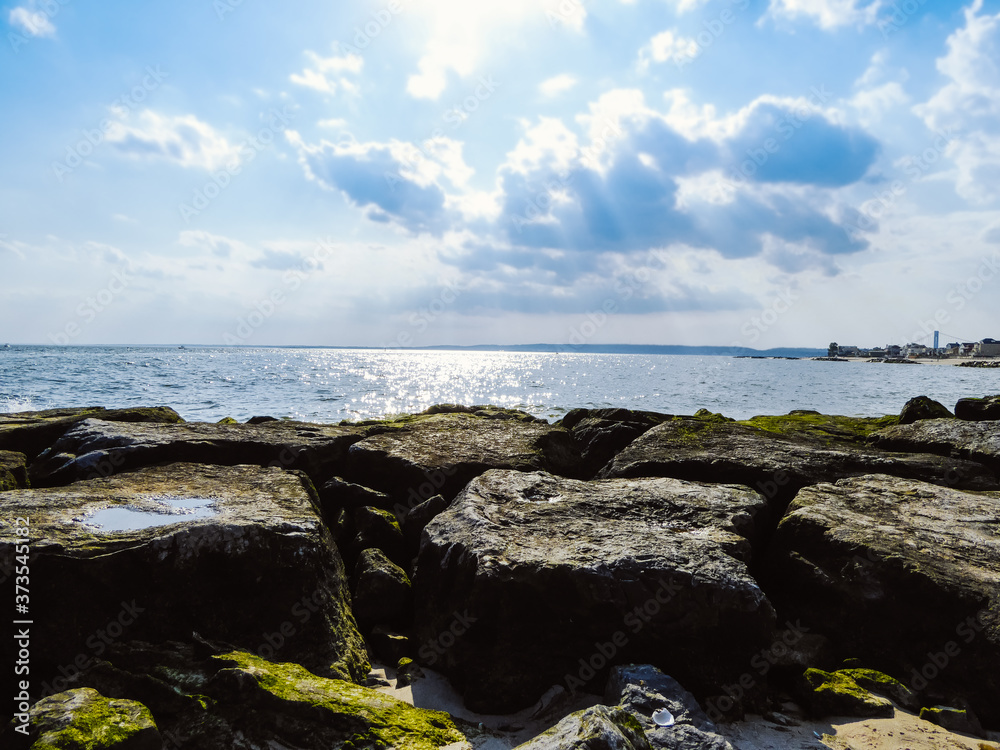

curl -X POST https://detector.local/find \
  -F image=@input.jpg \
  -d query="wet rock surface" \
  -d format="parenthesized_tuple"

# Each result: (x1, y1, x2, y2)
(28, 417, 366, 487)
(955, 395, 1000, 421)
(344, 408, 583, 501)
(600, 416, 999, 505)
(0, 462, 368, 686)
(870, 417, 1000, 471)
(0, 406, 183, 461)
(414, 469, 775, 714)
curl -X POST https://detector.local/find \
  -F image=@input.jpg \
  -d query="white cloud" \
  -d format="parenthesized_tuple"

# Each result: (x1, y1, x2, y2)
(764, 0, 883, 29)
(539, 74, 578, 98)
(9, 5, 55, 37)
(504, 117, 581, 176)
(914, 0, 1000, 203)
(290, 50, 363, 95)
(638, 29, 700, 69)
(178, 230, 250, 259)
(405, 0, 587, 100)
(106, 110, 241, 172)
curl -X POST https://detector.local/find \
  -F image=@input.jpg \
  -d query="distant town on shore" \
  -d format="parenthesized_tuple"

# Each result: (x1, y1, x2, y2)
(829, 334, 1000, 359)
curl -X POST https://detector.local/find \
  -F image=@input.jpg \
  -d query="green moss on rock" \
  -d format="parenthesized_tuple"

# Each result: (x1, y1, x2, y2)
(739, 412, 898, 443)
(839, 668, 918, 709)
(211, 651, 466, 749)
(28, 688, 160, 750)
(803, 668, 894, 718)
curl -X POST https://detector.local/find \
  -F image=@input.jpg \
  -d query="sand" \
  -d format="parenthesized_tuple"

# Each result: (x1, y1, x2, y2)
(372, 664, 1000, 750)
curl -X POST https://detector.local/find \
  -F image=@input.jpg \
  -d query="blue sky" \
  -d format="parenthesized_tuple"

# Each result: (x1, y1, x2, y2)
(2, 0, 999, 348)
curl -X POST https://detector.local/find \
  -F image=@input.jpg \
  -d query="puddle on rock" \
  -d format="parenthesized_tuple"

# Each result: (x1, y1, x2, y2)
(84, 497, 218, 532)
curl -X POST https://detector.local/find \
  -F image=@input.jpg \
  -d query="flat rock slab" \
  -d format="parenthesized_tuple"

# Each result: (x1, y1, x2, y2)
(0, 406, 183, 461)
(0, 463, 368, 685)
(29, 418, 366, 487)
(600, 418, 999, 502)
(345, 411, 583, 502)
(769, 474, 1000, 726)
(870, 418, 1000, 471)
(413, 470, 775, 714)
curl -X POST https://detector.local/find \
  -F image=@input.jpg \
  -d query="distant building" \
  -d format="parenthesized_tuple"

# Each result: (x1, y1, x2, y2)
(886, 344, 902, 357)
(974, 338, 1000, 357)
(837, 345, 860, 357)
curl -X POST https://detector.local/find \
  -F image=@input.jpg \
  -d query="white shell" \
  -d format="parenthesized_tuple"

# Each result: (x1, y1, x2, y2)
(652, 708, 675, 727)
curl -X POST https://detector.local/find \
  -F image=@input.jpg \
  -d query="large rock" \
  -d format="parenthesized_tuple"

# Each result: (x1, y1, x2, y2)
(600, 417, 999, 506)
(558, 408, 675, 476)
(413, 470, 775, 714)
(29, 417, 365, 487)
(801, 669, 894, 718)
(10, 687, 161, 750)
(513, 705, 651, 750)
(955, 395, 1000, 421)
(870, 418, 1000, 472)
(0, 449, 28, 490)
(0, 406, 183, 461)
(769, 474, 1000, 726)
(49, 644, 471, 749)
(352, 548, 412, 628)
(899, 396, 953, 424)
(345, 408, 583, 503)
(206, 651, 469, 749)
(605, 665, 736, 750)
(0, 462, 368, 687)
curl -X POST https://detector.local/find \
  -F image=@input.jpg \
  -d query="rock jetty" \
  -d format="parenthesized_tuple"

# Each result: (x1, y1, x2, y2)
(1, 396, 998, 748)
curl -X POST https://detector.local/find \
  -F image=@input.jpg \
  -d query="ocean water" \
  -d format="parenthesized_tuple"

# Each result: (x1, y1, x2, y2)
(1, 346, 997, 423)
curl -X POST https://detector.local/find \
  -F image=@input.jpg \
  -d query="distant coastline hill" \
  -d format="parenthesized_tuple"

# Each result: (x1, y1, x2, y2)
(416, 344, 828, 358)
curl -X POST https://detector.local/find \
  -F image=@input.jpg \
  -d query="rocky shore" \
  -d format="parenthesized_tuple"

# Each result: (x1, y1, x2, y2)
(1, 397, 999, 749)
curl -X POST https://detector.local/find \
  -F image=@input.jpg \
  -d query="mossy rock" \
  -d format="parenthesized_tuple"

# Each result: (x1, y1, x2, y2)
(803, 668, 894, 718)
(692, 408, 735, 423)
(919, 706, 984, 736)
(839, 668, 919, 709)
(0, 449, 28, 490)
(738, 411, 899, 444)
(216, 417, 239, 425)
(25, 687, 161, 750)
(513, 704, 651, 749)
(208, 651, 467, 749)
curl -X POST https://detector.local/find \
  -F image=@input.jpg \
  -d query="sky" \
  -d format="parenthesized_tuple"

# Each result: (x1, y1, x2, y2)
(2, 0, 999, 349)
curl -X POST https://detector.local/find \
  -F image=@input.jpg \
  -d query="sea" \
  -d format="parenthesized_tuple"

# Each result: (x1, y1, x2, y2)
(1, 346, 997, 423)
